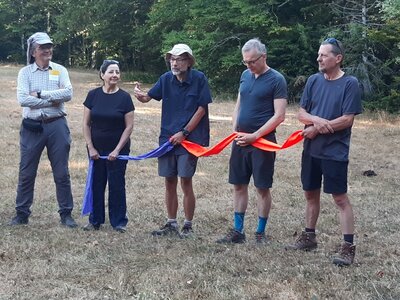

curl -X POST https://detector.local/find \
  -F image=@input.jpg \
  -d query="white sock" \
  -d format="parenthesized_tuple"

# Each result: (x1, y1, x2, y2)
(167, 219, 178, 227)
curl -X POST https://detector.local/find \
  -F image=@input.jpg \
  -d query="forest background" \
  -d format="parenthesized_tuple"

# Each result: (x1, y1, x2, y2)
(1, 1, 400, 299)
(0, 0, 399, 111)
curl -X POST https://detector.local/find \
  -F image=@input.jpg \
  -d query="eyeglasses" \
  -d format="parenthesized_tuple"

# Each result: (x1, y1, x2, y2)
(169, 57, 188, 63)
(38, 44, 53, 50)
(242, 54, 263, 66)
(324, 38, 342, 54)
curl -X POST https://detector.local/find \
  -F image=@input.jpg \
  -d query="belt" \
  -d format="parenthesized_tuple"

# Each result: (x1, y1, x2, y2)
(29, 116, 64, 124)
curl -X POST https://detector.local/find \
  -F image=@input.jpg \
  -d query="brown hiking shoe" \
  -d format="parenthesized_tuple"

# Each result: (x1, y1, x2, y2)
(285, 231, 317, 251)
(332, 242, 356, 266)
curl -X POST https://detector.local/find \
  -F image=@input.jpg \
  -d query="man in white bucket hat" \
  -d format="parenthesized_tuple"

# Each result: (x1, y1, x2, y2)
(9, 32, 77, 228)
(165, 43, 196, 67)
(134, 43, 212, 238)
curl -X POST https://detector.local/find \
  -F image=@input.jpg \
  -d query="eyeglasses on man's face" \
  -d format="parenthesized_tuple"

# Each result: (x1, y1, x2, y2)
(169, 56, 188, 63)
(38, 44, 53, 50)
(242, 54, 263, 66)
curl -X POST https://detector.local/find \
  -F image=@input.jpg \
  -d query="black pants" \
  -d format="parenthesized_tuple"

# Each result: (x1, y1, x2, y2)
(89, 159, 128, 228)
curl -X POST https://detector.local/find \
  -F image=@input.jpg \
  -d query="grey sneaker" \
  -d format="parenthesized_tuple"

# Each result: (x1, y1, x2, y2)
(8, 214, 29, 226)
(181, 224, 194, 238)
(60, 214, 78, 228)
(332, 242, 356, 266)
(82, 223, 100, 231)
(151, 222, 180, 236)
(113, 225, 126, 233)
(216, 228, 246, 244)
(255, 232, 268, 244)
(285, 231, 317, 251)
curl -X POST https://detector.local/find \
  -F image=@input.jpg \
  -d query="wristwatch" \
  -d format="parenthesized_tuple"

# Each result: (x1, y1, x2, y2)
(37, 91, 41, 98)
(181, 128, 190, 137)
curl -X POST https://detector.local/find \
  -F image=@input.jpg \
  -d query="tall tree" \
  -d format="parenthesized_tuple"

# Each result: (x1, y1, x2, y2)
(0, 0, 61, 62)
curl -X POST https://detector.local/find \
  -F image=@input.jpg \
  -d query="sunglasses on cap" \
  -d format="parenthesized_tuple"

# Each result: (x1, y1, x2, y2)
(103, 59, 119, 65)
(324, 38, 343, 54)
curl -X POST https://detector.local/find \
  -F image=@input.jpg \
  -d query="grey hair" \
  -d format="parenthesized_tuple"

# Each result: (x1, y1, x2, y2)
(321, 38, 345, 65)
(242, 38, 267, 55)
(26, 42, 40, 65)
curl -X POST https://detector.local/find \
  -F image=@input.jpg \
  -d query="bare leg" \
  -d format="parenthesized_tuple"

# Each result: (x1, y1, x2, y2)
(305, 189, 321, 229)
(234, 184, 249, 213)
(165, 177, 178, 219)
(256, 188, 272, 218)
(333, 193, 355, 234)
(180, 177, 195, 221)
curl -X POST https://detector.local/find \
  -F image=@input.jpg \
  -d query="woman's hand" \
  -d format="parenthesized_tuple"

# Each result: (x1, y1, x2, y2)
(88, 146, 100, 160)
(108, 149, 120, 161)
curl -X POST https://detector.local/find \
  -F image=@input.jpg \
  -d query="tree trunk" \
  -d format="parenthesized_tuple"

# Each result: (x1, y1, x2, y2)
(21, 33, 25, 62)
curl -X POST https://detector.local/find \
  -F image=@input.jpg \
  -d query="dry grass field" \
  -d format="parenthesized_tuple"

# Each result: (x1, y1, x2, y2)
(0, 64, 399, 300)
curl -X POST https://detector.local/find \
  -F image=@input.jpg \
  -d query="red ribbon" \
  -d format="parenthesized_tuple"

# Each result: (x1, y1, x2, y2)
(181, 130, 303, 157)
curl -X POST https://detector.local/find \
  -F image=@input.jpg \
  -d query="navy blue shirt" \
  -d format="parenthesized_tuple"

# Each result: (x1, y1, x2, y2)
(237, 68, 287, 138)
(84, 87, 134, 155)
(300, 73, 362, 161)
(148, 68, 212, 154)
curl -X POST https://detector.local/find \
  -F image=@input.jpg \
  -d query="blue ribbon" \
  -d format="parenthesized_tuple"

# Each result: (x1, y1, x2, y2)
(81, 141, 174, 216)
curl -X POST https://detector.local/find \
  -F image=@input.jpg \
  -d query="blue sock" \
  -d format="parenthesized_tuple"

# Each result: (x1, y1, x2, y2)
(234, 212, 245, 233)
(256, 216, 268, 233)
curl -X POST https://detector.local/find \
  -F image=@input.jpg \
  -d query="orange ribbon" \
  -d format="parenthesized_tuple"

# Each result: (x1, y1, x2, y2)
(181, 130, 303, 157)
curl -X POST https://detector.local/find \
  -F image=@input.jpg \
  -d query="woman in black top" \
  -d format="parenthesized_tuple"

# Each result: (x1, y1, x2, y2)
(83, 60, 134, 232)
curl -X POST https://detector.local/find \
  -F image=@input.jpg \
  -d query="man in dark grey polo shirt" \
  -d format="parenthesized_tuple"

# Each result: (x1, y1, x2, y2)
(216, 38, 287, 244)
(9, 32, 77, 228)
(286, 38, 362, 266)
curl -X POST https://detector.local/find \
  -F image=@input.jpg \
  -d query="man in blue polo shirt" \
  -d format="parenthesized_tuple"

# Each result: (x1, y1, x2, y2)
(217, 38, 287, 244)
(134, 44, 212, 238)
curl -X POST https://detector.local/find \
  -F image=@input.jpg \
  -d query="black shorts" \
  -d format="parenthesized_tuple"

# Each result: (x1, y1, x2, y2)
(229, 143, 275, 189)
(301, 151, 348, 194)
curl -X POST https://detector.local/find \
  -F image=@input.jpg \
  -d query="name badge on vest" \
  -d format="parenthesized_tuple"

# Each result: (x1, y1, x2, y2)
(49, 69, 60, 81)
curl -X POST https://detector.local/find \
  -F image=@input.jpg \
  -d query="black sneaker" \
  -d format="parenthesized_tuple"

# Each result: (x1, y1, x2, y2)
(60, 214, 78, 228)
(216, 228, 246, 244)
(181, 224, 194, 238)
(151, 222, 180, 236)
(8, 214, 29, 226)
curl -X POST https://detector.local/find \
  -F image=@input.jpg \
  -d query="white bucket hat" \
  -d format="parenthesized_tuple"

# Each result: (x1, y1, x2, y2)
(166, 44, 195, 66)
(26, 32, 53, 65)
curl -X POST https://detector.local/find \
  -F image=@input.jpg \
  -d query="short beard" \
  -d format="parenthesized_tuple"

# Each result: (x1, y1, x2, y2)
(171, 69, 181, 76)
(172, 68, 187, 76)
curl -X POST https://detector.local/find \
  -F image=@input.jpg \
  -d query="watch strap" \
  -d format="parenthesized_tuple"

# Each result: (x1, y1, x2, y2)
(181, 128, 190, 137)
